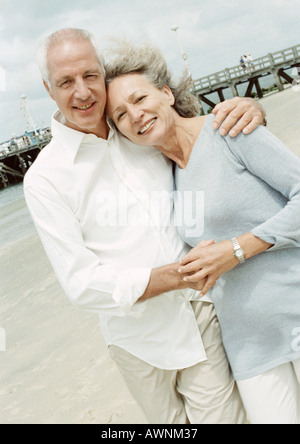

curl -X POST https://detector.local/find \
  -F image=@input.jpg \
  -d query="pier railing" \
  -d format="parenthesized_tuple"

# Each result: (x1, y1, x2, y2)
(0, 133, 52, 160)
(193, 44, 300, 93)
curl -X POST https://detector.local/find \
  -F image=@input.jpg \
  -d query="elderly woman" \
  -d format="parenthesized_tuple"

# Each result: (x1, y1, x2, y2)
(105, 42, 300, 424)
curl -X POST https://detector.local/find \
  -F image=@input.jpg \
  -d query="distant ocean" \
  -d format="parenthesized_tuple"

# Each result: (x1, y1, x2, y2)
(0, 183, 36, 249)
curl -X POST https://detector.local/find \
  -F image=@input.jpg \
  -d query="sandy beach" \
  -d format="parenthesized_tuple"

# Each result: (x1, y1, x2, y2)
(0, 86, 299, 424)
(258, 86, 300, 157)
(0, 224, 147, 424)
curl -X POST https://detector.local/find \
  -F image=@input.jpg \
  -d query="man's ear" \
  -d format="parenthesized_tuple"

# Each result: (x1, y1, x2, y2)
(163, 85, 175, 106)
(43, 80, 55, 101)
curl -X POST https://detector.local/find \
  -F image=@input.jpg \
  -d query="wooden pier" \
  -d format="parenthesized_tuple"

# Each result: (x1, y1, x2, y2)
(0, 130, 51, 190)
(193, 44, 300, 108)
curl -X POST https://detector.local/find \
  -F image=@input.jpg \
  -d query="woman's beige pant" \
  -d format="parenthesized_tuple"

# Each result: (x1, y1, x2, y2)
(109, 301, 247, 424)
(237, 358, 300, 424)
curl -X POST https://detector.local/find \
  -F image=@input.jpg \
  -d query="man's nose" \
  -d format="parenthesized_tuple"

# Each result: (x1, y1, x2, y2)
(74, 78, 91, 100)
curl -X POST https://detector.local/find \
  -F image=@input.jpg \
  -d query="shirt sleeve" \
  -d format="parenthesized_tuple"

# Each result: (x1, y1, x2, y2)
(24, 182, 151, 318)
(224, 126, 300, 251)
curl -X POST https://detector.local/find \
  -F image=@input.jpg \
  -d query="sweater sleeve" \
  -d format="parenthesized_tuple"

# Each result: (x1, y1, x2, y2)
(224, 125, 300, 251)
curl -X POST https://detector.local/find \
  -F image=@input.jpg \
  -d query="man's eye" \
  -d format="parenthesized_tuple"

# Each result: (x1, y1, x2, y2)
(136, 96, 146, 103)
(60, 80, 70, 88)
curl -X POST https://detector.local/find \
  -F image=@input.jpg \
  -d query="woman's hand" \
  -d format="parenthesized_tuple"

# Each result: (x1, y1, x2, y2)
(181, 239, 218, 295)
(179, 239, 239, 295)
(180, 233, 272, 295)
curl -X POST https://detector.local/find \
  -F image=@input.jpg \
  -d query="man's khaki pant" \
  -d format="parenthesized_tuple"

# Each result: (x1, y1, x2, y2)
(109, 301, 247, 424)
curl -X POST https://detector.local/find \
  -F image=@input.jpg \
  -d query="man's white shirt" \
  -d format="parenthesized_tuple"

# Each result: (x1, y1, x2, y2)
(24, 110, 211, 370)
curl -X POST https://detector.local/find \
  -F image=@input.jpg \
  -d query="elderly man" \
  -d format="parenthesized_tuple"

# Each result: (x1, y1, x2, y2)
(24, 28, 265, 424)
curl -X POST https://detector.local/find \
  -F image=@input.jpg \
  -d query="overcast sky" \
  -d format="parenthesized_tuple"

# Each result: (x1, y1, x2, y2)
(0, 0, 299, 141)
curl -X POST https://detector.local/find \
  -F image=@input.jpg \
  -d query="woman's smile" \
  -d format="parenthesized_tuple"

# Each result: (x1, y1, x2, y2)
(138, 118, 157, 135)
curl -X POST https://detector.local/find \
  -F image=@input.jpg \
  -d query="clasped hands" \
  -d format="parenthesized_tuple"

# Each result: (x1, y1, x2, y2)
(178, 239, 239, 296)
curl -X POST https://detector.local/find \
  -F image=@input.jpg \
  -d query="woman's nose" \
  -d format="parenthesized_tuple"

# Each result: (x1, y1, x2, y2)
(128, 106, 144, 122)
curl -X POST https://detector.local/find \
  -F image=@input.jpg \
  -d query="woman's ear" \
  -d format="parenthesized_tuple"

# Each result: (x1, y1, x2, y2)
(163, 85, 175, 106)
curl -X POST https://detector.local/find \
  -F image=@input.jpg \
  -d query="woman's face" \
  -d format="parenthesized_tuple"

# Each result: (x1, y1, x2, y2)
(106, 73, 175, 146)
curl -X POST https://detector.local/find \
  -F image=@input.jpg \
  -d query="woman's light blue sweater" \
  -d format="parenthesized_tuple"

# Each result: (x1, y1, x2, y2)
(175, 114, 300, 380)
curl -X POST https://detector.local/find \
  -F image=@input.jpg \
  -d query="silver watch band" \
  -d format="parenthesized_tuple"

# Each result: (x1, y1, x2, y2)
(231, 237, 245, 264)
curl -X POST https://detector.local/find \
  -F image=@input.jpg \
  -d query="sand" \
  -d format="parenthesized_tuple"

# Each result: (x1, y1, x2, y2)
(258, 86, 300, 157)
(0, 233, 147, 424)
(0, 86, 299, 424)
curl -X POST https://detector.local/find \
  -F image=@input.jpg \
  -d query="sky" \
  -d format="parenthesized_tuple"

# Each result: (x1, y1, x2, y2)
(0, 0, 299, 141)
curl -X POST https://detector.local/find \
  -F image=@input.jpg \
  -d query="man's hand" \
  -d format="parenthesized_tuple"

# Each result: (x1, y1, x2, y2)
(138, 240, 216, 302)
(187, 275, 218, 296)
(212, 97, 266, 138)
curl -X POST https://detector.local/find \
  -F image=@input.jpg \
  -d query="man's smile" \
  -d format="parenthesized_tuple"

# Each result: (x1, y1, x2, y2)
(73, 102, 96, 112)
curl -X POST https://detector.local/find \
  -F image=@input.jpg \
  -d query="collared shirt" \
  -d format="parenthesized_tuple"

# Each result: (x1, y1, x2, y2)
(24, 110, 209, 370)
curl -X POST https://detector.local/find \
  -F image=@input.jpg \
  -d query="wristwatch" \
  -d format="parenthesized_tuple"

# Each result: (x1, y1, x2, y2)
(231, 237, 245, 264)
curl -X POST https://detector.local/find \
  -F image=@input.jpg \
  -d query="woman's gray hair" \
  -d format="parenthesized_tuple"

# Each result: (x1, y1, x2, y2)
(105, 41, 201, 118)
(37, 28, 105, 89)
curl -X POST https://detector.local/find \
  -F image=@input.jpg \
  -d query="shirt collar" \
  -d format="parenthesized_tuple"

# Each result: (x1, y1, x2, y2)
(51, 110, 116, 162)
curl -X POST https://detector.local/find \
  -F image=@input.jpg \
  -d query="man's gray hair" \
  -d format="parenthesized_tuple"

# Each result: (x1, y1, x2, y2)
(37, 28, 105, 88)
(105, 40, 201, 118)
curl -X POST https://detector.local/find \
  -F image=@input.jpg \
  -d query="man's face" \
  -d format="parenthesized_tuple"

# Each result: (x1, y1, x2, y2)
(45, 38, 108, 138)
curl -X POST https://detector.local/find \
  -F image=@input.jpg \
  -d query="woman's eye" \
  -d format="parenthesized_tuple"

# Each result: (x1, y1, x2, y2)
(136, 96, 146, 103)
(118, 111, 126, 121)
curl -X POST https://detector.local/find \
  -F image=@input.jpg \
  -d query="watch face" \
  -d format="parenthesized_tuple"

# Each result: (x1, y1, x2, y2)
(236, 250, 243, 258)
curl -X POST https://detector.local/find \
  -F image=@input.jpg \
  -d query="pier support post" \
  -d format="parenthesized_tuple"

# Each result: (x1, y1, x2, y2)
(0, 172, 9, 188)
(229, 82, 239, 97)
(17, 155, 27, 175)
(272, 70, 284, 92)
(254, 78, 263, 98)
(278, 68, 294, 85)
(245, 79, 255, 97)
(217, 88, 225, 102)
(198, 94, 217, 109)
